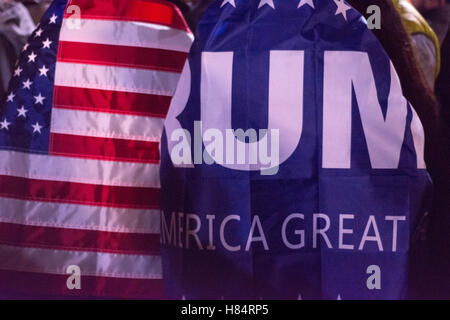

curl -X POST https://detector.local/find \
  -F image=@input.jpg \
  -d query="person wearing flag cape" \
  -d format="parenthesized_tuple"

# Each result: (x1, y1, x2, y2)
(161, 0, 433, 300)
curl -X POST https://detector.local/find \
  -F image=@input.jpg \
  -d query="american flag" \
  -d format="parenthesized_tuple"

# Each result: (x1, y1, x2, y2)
(0, 0, 192, 298)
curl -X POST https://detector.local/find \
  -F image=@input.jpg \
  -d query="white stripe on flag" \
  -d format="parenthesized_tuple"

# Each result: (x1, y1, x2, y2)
(54, 62, 181, 96)
(0, 197, 160, 234)
(0, 244, 162, 279)
(59, 18, 193, 53)
(0, 150, 160, 188)
(51, 108, 164, 142)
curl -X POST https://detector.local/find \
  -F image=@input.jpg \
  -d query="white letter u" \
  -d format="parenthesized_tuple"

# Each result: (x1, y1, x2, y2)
(201, 51, 304, 174)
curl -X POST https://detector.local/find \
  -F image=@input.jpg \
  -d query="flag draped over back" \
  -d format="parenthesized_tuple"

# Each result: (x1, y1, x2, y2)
(161, 0, 433, 299)
(0, 0, 192, 299)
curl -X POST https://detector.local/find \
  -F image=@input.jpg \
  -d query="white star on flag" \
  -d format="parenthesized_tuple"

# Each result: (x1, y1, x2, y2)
(221, 0, 236, 7)
(298, 0, 314, 8)
(0, 118, 11, 130)
(49, 14, 58, 24)
(17, 106, 28, 118)
(22, 43, 29, 52)
(39, 65, 49, 77)
(34, 28, 43, 37)
(333, 0, 351, 20)
(34, 93, 46, 105)
(6, 92, 15, 102)
(28, 51, 37, 63)
(13, 66, 23, 77)
(42, 38, 52, 49)
(32, 122, 43, 134)
(258, 0, 275, 9)
(22, 79, 33, 90)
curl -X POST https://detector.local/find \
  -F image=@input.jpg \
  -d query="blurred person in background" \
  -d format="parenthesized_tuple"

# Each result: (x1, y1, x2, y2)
(435, 16, 450, 136)
(0, 0, 34, 102)
(0, 0, 50, 102)
(393, 0, 441, 89)
(416, 0, 450, 155)
(412, 0, 450, 44)
(21, 0, 51, 25)
(413, 1, 450, 267)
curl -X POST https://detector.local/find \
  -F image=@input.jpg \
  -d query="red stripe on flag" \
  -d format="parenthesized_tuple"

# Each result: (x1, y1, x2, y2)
(0, 222, 160, 255)
(50, 133, 160, 164)
(0, 270, 163, 299)
(58, 42, 188, 73)
(64, 0, 190, 32)
(0, 175, 160, 209)
(53, 86, 171, 117)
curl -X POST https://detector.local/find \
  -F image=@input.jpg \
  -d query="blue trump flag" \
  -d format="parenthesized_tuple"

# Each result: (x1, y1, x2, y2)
(160, 0, 433, 299)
